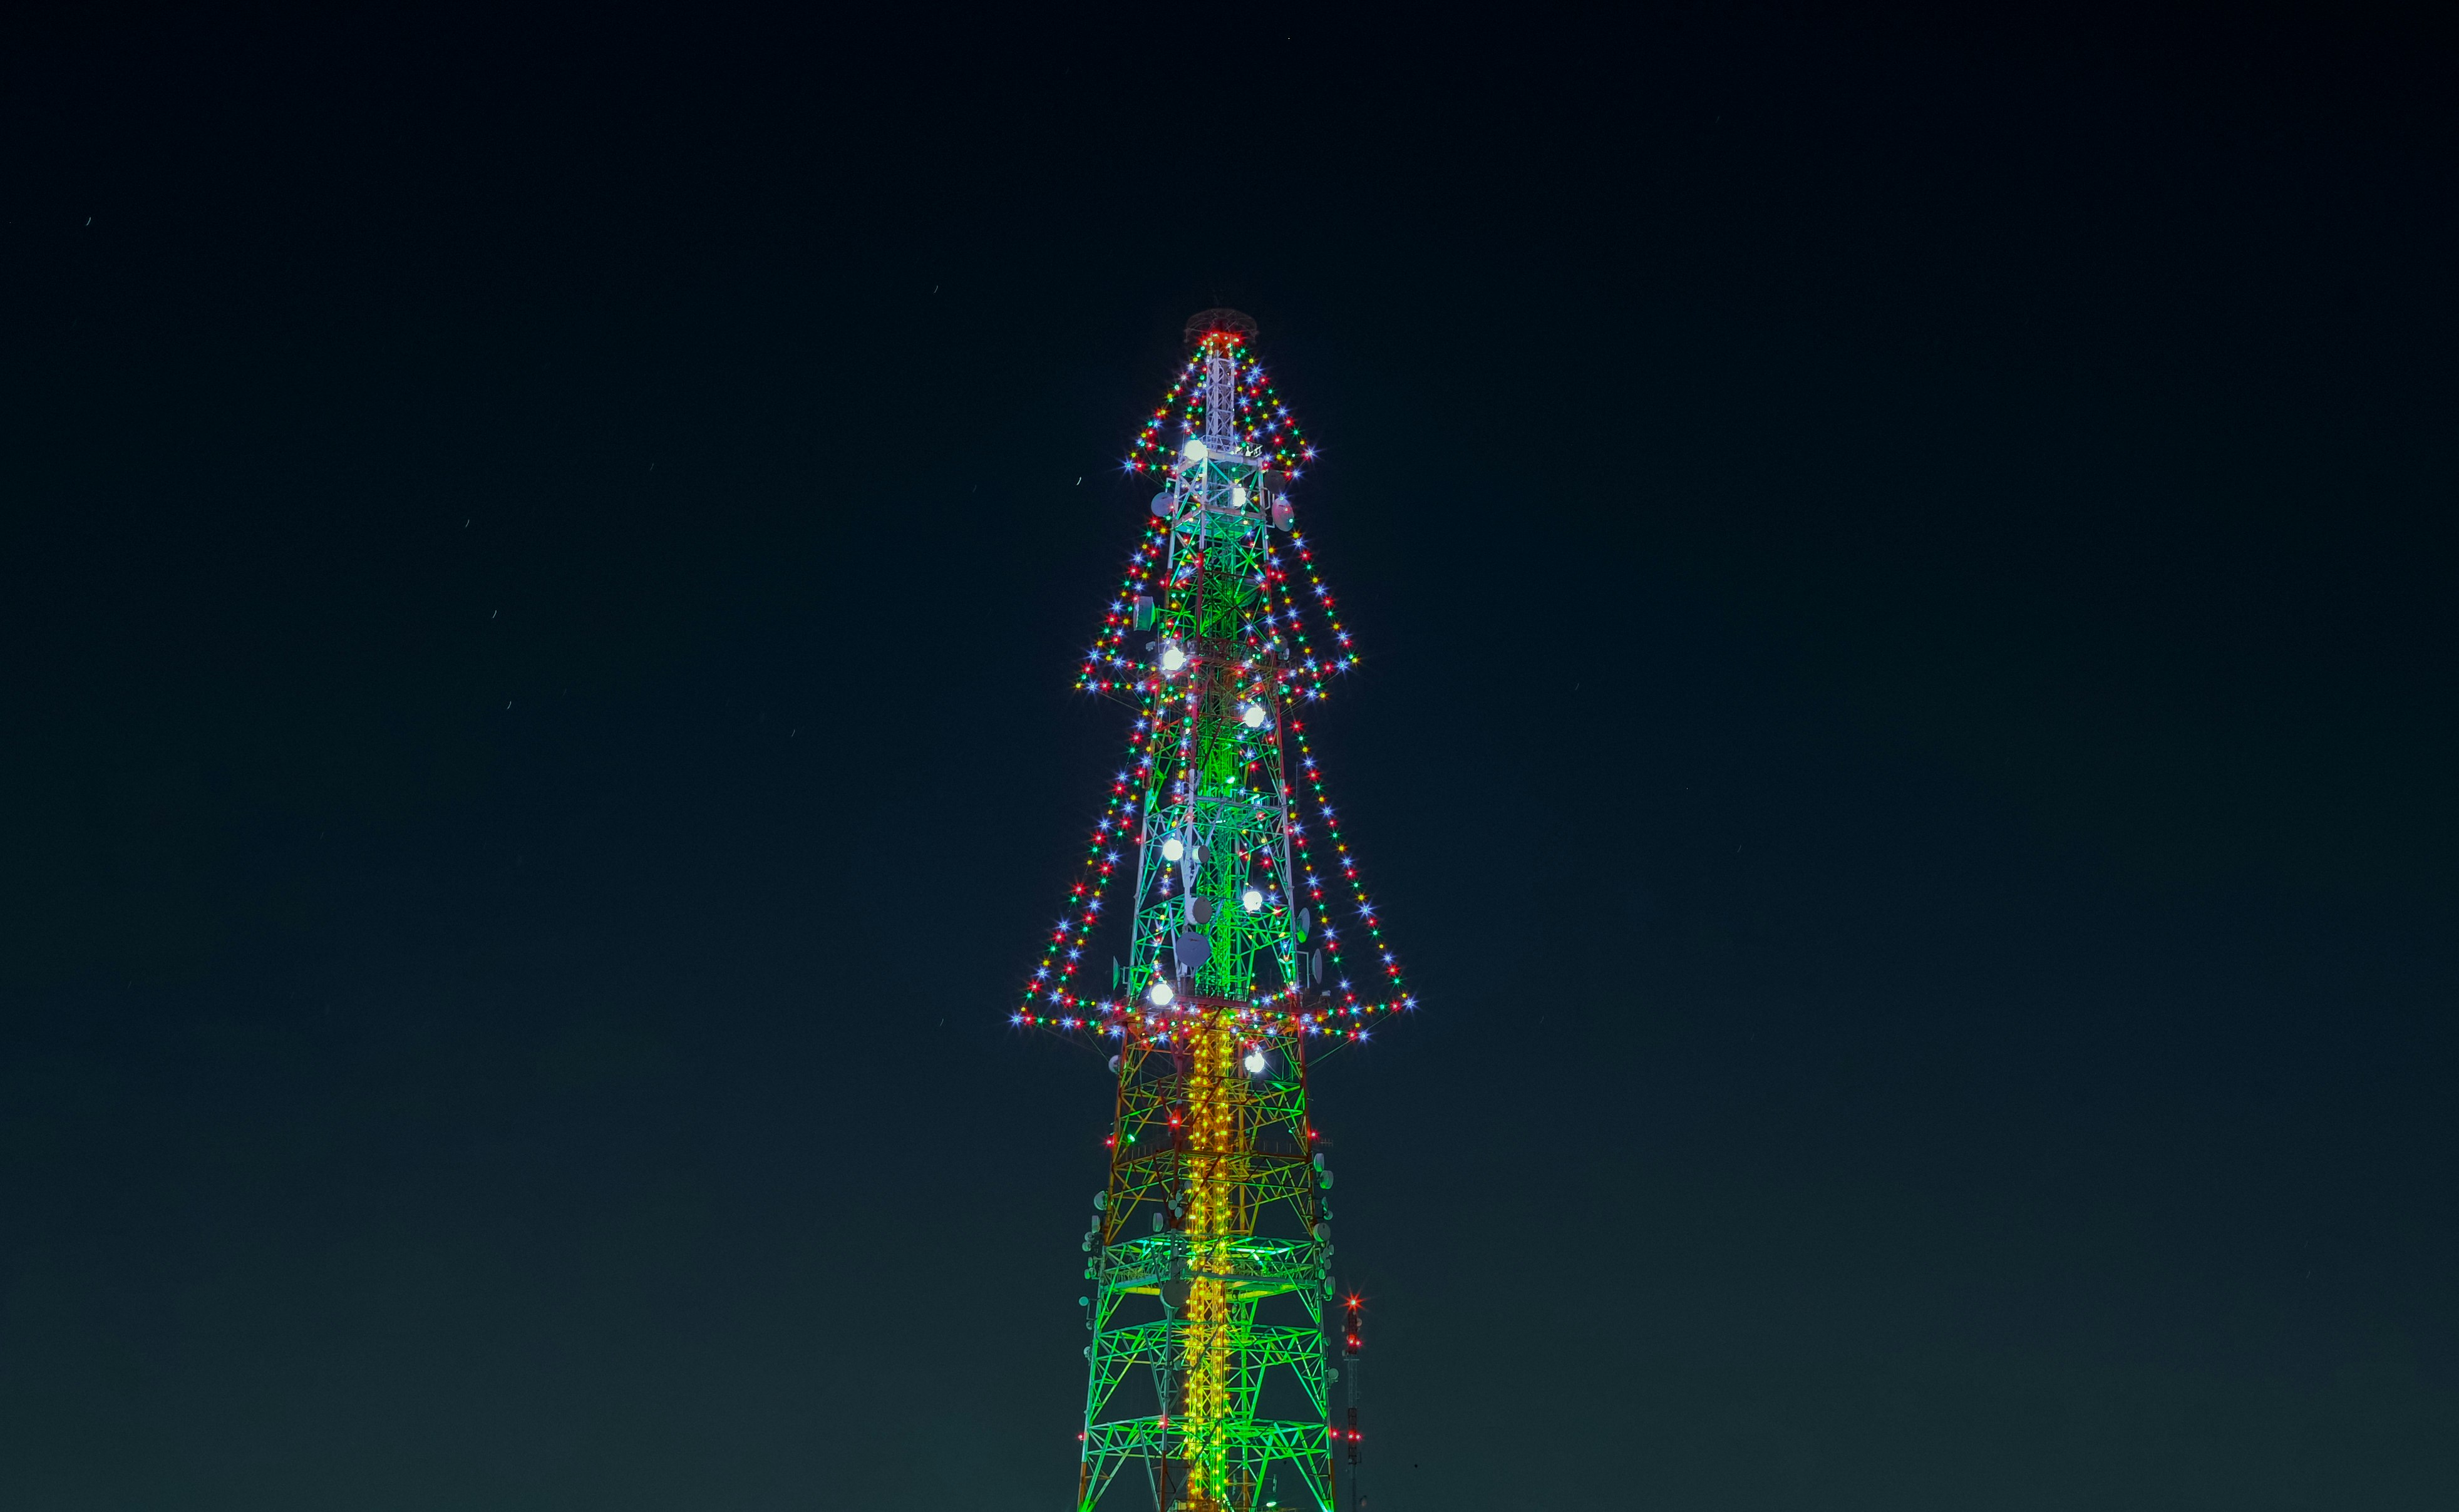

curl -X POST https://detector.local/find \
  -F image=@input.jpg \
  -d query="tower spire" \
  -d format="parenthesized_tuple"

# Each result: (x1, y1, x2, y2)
(1204, 344, 1238, 448)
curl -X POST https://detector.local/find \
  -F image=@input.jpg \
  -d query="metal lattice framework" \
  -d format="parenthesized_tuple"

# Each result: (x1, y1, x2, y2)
(1048, 317, 1373, 1512)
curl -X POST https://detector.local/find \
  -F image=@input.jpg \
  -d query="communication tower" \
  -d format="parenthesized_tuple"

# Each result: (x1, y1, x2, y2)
(1016, 312, 1413, 1511)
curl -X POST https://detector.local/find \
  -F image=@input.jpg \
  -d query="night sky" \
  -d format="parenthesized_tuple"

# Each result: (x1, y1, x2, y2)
(4, 9, 2455, 1508)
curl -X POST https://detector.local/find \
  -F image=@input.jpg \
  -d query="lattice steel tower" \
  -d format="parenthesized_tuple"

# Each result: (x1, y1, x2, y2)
(1016, 312, 1412, 1512)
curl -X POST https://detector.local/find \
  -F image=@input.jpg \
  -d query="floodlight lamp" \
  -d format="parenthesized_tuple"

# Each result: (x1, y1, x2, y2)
(1241, 703, 1267, 728)
(1158, 643, 1188, 674)
(1160, 836, 1185, 863)
(1149, 982, 1175, 1007)
(1183, 439, 1208, 462)
(1241, 887, 1264, 913)
(1244, 1048, 1268, 1074)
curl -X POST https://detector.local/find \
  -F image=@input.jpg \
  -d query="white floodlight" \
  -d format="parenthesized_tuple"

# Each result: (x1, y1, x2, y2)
(1160, 836, 1185, 863)
(1244, 1047, 1268, 1074)
(1159, 643, 1188, 674)
(1230, 484, 1249, 508)
(1241, 887, 1264, 913)
(1148, 981, 1175, 1007)
(1241, 703, 1267, 729)
(1183, 439, 1208, 462)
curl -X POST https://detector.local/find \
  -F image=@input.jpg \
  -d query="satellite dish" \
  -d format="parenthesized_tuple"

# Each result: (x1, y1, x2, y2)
(1151, 491, 1175, 517)
(1189, 897, 1216, 926)
(1296, 909, 1311, 939)
(1312, 949, 1324, 983)
(1173, 932, 1212, 973)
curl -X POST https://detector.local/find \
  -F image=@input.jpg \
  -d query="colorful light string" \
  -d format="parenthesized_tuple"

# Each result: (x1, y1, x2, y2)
(1076, 522, 1172, 696)
(1019, 348, 1410, 1047)
(1121, 332, 1316, 479)
(1014, 712, 1160, 1028)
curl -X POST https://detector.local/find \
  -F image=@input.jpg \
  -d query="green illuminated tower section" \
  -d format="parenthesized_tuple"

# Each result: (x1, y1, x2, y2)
(1020, 312, 1411, 1512)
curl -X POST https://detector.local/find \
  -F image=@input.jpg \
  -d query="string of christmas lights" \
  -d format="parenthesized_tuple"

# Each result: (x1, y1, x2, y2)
(1021, 567, 1411, 1044)
(1014, 713, 1161, 1030)
(1123, 335, 1316, 479)
(1021, 340, 1408, 1049)
(1264, 533, 1359, 704)
(1259, 530, 1412, 1032)
(1076, 522, 1172, 696)
(1284, 717, 1414, 1032)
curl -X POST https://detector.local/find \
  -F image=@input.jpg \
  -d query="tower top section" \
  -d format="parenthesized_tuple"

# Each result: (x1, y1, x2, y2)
(1185, 307, 1259, 346)
(1125, 317, 1312, 479)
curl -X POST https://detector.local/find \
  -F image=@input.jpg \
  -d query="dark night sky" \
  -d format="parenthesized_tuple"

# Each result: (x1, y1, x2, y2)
(3, 7, 2455, 1507)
